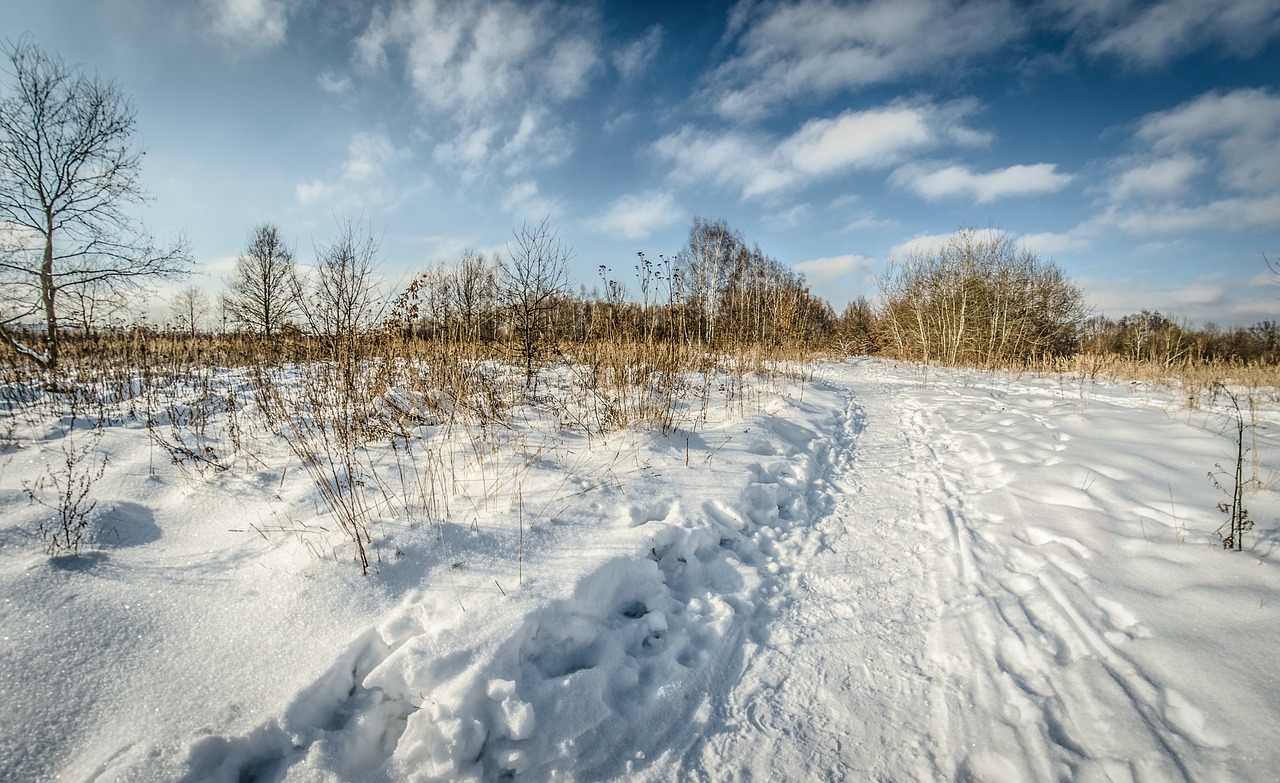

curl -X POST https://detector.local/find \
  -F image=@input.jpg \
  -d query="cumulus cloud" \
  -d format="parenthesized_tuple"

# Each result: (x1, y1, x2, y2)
(654, 101, 986, 198)
(502, 180, 562, 221)
(895, 162, 1074, 202)
(1101, 195, 1280, 234)
(206, 0, 290, 50)
(1084, 0, 1280, 66)
(612, 25, 663, 79)
(342, 132, 409, 183)
(356, 1, 601, 112)
(887, 227, 1078, 259)
(1097, 88, 1280, 237)
(705, 0, 1024, 120)
(1135, 88, 1280, 194)
(1107, 154, 1205, 200)
(354, 0, 604, 180)
(296, 131, 415, 209)
(296, 180, 336, 205)
(1073, 274, 1280, 324)
(794, 254, 874, 279)
(1018, 230, 1090, 256)
(588, 191, 682, 240)
(782, 109, 935, 173)
(317, 71, 352, 94)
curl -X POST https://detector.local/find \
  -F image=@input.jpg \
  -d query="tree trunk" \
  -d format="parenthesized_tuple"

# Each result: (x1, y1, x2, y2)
(41, 215, 60, 372)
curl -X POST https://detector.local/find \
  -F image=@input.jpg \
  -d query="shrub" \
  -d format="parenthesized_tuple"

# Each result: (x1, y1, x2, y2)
(878, 228, 1086, 366)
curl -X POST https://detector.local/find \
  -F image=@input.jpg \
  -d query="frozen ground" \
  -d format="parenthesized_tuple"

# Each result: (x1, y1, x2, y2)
(1, 358, 1278, 782)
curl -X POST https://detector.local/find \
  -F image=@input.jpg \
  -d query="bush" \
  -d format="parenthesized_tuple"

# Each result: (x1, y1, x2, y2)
(878, 228, 1086, 366)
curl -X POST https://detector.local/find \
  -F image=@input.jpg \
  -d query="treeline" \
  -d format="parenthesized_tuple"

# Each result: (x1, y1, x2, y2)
(395, 216, 833, 349)
(147, 216, 838, 376)
(21, 215, 1280, 376)
(832, 229, 1279, 371)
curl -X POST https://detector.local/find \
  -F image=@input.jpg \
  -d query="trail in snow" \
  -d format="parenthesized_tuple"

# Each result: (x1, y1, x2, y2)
(895, 365, 1274, 783)
(666, 368, 941, 782)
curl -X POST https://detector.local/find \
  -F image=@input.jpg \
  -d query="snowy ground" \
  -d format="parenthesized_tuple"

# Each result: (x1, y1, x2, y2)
(2, 358, 1278, 782)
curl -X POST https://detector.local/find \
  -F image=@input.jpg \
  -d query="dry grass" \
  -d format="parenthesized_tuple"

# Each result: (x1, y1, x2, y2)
(1, 323, 826, 570)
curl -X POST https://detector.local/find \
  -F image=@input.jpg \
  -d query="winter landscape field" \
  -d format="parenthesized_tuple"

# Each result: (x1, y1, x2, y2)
(2, 355, 1276, 782)
(3, 0, 1280, 779)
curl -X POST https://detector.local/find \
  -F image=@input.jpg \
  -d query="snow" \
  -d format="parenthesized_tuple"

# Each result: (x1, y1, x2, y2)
(2, 358, 1278, 781)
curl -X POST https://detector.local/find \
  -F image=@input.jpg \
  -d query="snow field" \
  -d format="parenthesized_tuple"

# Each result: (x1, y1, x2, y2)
(2, 358, 1278, 781)
(891, 364, 1280, 782)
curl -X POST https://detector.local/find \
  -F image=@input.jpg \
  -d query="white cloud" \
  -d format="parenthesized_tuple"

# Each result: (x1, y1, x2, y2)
(781, 108, 935, 174)
(199, 254, 243, 280)
(588, 191, 682, 240)
(768, 204, 813, 229)
(843, 214, 900, 233)
(206, 0, 289, 50)
(887, 227, 1088, 265)
(434, 125, 498, 170)
(502, 180, 561, 221)
(1102, 195, 1280, 234)
(653, 126, 772, 194)
(889, 227, 1016, 258)
(1086, 0, 1280, 66)
(794, 254, 874, 280)
(296, 180, 335, 205)
(1136, 88, 1280, 194)
(1108, 154, 1205, 200)
(612, 25, 663, 80)
(342, 132, 410, 183)
(547, 35, 602, 101)
(296, 131, 415, 210)
(354, 0, 603, 182)
(1087, 278, 1224, 311)
(1095, 88, 1280, 239)
(317, 72, 352, 94)
(1018, 230, 1089, 256)
(498, 110, 571, 174)
(354, 0, 600, 112)
(654, 101, 985, 198)
(706, 0, 1024, 120)
(895, 162, 1073, 202)
(1073, 274, 1280, 325)
(0, 220, 41, 253)
(603, 112, 637, 134)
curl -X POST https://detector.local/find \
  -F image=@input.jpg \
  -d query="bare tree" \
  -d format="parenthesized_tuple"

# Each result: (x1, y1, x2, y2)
(0, 37, 190, 370)
(499, 219, 570, 388)
(223, 224, 301, 338)
(169, 284, 208, 338)
(678, 216, 742, 345)
(452, 250, 499, 342)
(305, 217, 382, 342)
(59, 276, 131, 337)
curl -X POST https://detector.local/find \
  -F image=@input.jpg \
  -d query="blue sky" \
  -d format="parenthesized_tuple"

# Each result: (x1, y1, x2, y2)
(7, 0, 1280, 325)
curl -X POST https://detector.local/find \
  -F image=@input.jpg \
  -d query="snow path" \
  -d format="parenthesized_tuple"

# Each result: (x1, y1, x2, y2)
(665, 367, 941, 781)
